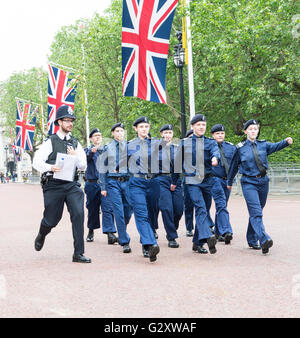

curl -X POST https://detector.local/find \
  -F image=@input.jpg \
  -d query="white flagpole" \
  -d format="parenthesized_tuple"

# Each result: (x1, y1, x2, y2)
(185, 0, 195, 120)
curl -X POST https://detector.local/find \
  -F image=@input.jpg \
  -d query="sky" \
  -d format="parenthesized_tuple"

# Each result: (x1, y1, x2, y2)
(0, 0, 113, 82)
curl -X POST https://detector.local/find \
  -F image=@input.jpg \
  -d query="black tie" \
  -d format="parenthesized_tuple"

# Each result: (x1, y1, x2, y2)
(252, 142, 266, 176)
(218, 143, 229, 175)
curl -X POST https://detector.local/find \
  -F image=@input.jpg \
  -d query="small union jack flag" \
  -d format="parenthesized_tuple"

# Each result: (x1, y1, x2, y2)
(12, 142, 22, 161)
(15, 101, 36, 151)
(47, 65, 77, 135)
(122, 0, 178, 104)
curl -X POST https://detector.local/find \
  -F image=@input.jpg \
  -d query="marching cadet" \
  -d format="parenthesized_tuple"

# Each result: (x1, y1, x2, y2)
(127, 116, 160, 262)
(153, 124, 183, 248)
(97, 123, 133, 254)
(183, 129, 215, 238)
(174, 114, 231, 255)
(227, 119, 293, 254)
(84, 128, 118, 245)
(33, 105, 91, 263)
(210, 124, 235, 244)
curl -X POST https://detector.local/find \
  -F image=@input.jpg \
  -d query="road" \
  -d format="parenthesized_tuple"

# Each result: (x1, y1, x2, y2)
(0, 183, 300, 318)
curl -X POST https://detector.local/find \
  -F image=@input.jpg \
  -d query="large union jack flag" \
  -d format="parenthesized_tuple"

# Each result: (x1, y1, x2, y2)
(47, 65, 77, 135)
(122, 0, 178, 104)
(16, 101, 36, 151)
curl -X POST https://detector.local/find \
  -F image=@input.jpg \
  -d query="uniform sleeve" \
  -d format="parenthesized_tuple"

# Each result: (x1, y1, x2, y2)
(227, 148, 241, 186)
(75, 143, 87, 171)
(97, 146, 108, 191)
(172, 140, 183, 185)
(85, 146, 95, 162)
(32, 139, 53, 174)
(210, 139, 220, 160)
(266, 139, 289, 155)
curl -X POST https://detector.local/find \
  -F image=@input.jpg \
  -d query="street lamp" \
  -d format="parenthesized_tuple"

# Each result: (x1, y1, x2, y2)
(173, 31, 186, 138)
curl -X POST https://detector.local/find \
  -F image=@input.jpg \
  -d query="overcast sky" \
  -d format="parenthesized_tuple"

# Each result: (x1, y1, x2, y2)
(0, 0, 112, 81)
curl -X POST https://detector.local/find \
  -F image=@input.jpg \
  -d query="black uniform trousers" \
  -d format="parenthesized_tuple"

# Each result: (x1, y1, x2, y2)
(40, 179, 85, 255)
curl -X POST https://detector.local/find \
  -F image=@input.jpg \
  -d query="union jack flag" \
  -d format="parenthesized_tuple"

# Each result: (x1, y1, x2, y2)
(122, 0, 178, 104)
(47, 65, 77, 135)
(15, 101, 36, 151)
(12, 143, 22, 161)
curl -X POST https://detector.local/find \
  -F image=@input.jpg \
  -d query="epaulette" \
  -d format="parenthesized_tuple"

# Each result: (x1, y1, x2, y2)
(257, 139, 266, 142)
(224, 141, 234, 146)
(236, 141, 245, 149)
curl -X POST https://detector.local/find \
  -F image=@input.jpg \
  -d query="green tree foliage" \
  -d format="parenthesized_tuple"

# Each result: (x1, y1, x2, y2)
(0, 0, 298, 162)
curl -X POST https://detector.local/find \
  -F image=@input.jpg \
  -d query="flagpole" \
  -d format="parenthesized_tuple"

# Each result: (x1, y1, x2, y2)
(185, 0, 195, 120)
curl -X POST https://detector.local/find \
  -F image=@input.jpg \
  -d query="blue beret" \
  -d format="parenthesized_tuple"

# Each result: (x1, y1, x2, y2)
(89, 128, 101, 138)
(190, 114, 206, 125)
(185, 129, 194, 138)
(211, 124, 225, 133)
(133, 116, 150, 127)
(160, 124, 173, 133)
(243, 119, 259, 130)
(111, 122, 125, 132)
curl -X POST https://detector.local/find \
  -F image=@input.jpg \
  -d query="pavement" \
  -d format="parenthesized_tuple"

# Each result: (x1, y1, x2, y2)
(0, 183, 300, 318)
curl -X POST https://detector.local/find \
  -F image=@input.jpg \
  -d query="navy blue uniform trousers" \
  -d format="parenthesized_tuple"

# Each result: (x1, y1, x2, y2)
(41, 179, 84, 256)
(107, 178, 132, 245)
(84, 181, 116, 233)
(241, 175, 271, 246)
(155, 176, 183, 241)
(129, 177, 157, 246)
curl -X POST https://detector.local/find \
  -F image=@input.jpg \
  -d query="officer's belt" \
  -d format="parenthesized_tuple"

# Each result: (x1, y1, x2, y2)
(154, 173, 172, 177)
(184, 173, 213, 179)
(132, 173, 155, 180)
(242, 173, 266, 178)
(108, 176, 130, 182)
(214, 175, 227, 180)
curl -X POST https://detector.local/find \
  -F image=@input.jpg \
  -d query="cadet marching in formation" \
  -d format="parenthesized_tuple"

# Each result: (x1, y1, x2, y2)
(32, 105, 293, 263)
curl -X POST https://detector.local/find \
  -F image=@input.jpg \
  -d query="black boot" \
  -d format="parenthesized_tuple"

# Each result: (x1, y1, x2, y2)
(86, 229, 94, 242)
(107, 232, 118, 245)
(34, 225, 51, 251)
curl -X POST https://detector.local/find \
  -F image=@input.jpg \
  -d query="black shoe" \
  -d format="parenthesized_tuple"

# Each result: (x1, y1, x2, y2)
(148, 244, 160, 262)
(249, 244, 261, 250)
(262, 239, 273, 254)
(210, 226, 215, 235)
(153, 230, 158, 239)
(107, 232, 118, 245)
(186, 230, 193, 237)
(142, 246, 149, 258)
(192, 243, 208, 254)
(86, 230, 94, 242)
(34, 233, 45, 251)
(217, 235, 225, 242)
(72, 254, 92, 263)
(168, 239, 179, 248)
(207, 235, 217, 254)
(123, 244, 131, 253)
(224, 232, 233, 245)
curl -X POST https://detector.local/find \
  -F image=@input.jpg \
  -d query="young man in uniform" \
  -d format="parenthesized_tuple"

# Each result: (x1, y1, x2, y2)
(33, 105, 91, 263)
(127, 116, 160, 262)
(84, 128, 117, 245)
(97, 123, 133, 254)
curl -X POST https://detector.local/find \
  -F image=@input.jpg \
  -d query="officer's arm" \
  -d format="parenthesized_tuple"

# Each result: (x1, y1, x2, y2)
(97, 145, 108, 191)
(32, 139, 53, 173)
(227, 148, 241, 187)
(266, 138, 292, 155)
(210, 139, 220, 166)
(74, 143, 87, 171)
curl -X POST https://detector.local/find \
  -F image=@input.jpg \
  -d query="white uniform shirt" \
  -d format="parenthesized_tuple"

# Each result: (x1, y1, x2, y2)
(33, 130, 87, 174)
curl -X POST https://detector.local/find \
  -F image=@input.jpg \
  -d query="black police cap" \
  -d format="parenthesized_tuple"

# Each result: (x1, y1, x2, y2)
(190, 114, 206, 125)
(211, 124, 225, 133)
(54, 105, 76, 126)
(159, 124, 173, 133)
(243, 119, 259, 130)
(111, 122, 125, 132)
(89, 128, 101, 138)
(185, 129, 194, 138)
(133, 116, 150, 127)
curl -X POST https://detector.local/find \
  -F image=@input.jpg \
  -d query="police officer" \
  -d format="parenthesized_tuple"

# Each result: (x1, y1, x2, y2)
(174, 114, 224, 255)
(33, 105, 91, 263)
(127, 116, 160, 262)
(210, 124, 235, 244)
(153, 124, 183, 248)
(84, 128, 118, 245)
(227, 119, 293, 254)
(98, 123, 133, 254)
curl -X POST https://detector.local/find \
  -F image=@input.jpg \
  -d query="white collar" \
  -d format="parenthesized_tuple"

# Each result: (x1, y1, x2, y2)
(56, 130, 71, 140)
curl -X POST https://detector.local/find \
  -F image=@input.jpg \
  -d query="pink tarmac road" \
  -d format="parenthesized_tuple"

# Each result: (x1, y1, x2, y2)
(0, 183, 300, 318)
